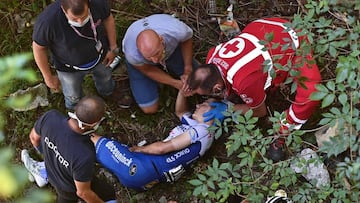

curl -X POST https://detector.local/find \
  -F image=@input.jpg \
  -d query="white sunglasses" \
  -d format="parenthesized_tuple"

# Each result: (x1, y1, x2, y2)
(68, 112, 105, 130)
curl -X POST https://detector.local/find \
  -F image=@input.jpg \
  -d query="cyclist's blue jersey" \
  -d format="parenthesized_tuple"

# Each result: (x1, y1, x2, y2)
(95, 113, 213, 191)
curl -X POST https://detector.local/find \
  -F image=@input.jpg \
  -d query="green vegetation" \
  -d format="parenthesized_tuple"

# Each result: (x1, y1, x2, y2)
(189, 1, 360, 202)
(0, 54, 53, 202)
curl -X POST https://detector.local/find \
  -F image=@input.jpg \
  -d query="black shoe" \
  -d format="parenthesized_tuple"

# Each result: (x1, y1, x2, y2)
(267, 141, 285, 162)
(106, 78, 133, 108)
(117, 94, 132, 109)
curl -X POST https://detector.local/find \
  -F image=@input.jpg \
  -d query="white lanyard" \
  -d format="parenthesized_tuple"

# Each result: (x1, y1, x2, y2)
(70, 11, 98, 42)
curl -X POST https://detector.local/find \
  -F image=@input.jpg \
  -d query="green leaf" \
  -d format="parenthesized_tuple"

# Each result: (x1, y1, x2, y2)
(259, 40, 267, 45)
(239, 157, 248, 167)
(318, 135, 350, 156)
(290, 82, 297, 94)
(336, 67, 348, 83)
(218, 170, 228, 177)
(249, 139, 257, 146)
(337, 83, 345, 91)
(326, 81, 335, 91)
(192, 186, 203, 196)
(207, 180, 216, 190)
(329, 45, 337, 57)
(244, 109, 253, 120)
(348, 71, 358, 88)
(330, 107, 341, 115)
(274, 63, 284, 70)
(219, 162, 231, 170)
(270, 182, 280, 190)
(271, 42, 280, 49)
(198, 174, 207, 181)
(188, 179, 203, 186)
(294, 135, 302, 144)
(321, 94, 335, 108)
(212, 158, 219, 168)
(238, 152, 248, 158)
(281, 43, 290, 52)
(316, 84, 329, 93)
(338, 93, 348, 106)
(215, 127, 223, 140)
(265, 31, 274, 42)
(310, 91, 328, 100)
(237, 115, 245, 124)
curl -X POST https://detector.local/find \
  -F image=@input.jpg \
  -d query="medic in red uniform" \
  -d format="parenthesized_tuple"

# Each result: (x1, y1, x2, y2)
(206, 17, 321, 130)
(187, 18, 322, 161)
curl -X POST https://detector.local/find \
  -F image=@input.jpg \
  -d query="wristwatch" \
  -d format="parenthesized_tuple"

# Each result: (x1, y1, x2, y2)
(110, 47, 120, 55)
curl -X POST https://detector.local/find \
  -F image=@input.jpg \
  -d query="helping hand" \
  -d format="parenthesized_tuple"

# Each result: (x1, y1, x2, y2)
(103, 51, 116, 67)
(44, 75, 61, 93)
(203, 101, 227, 122)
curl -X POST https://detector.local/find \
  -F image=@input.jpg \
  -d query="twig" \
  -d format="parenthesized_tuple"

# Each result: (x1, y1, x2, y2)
(233, 169, 268, 185)
(296, 0, 306, 13)
(110, 9, 145, 20)
(302, 140, 319, 150)
(301, 123, 331, 133)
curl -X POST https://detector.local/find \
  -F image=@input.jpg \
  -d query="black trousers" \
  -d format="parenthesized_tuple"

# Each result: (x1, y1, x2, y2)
(55, 177, 116, 203)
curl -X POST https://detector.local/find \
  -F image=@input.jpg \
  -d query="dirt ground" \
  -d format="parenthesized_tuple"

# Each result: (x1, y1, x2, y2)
(3, 0, 328, 202)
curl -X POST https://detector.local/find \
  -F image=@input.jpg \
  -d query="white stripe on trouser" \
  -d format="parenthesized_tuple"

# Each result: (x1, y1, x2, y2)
(226, 33, 273, 89)
(289, 104, 307, 123)
(253, 19, 300, 49)
(282, 105, 307, 130)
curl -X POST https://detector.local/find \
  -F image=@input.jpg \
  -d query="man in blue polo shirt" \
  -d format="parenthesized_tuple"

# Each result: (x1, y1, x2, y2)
(122, 14, 198, 114)
(32, 0, 120, 109)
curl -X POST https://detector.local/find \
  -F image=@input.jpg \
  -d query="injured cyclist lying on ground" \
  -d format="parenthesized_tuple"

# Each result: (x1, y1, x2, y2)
(22, 91, 220, 191)
(90, 91, 217, 190)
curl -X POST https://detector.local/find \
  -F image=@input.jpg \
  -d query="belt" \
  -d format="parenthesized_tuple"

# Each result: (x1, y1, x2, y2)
(65, 49, 103, 71)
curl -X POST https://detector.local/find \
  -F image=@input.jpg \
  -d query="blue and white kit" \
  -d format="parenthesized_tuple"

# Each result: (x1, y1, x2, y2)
(95, 113, 213, 191)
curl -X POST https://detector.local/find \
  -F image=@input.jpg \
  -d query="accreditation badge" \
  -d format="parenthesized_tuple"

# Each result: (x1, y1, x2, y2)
(95, 40, 102, 52)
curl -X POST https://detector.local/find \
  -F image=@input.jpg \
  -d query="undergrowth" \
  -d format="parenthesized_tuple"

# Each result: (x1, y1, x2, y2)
(1, 0, 359, 202)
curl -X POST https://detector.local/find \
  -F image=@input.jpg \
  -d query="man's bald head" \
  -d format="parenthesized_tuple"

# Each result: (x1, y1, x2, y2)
(136, 29, 162, 58)
(75, 95, 105, 124)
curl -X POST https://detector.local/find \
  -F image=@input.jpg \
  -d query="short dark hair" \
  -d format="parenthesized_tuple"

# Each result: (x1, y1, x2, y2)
(187, 64, 221, 92)
(75, 95, 105, 124)
(61, 0, 89, 15)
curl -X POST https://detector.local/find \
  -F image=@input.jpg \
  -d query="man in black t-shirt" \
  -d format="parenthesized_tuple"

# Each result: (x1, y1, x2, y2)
(27, 95, 116, 202)
(32, 0, 120, 109)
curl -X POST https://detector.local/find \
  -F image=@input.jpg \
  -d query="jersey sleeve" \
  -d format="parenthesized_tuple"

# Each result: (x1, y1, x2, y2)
(234, 71, 266, 108)
(180, 112, 197, 126)
(188, 124, 209, 144)
(206, 47, 216, 63)
(32, 15, 51, 47)
(163, 112, 193, 142)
